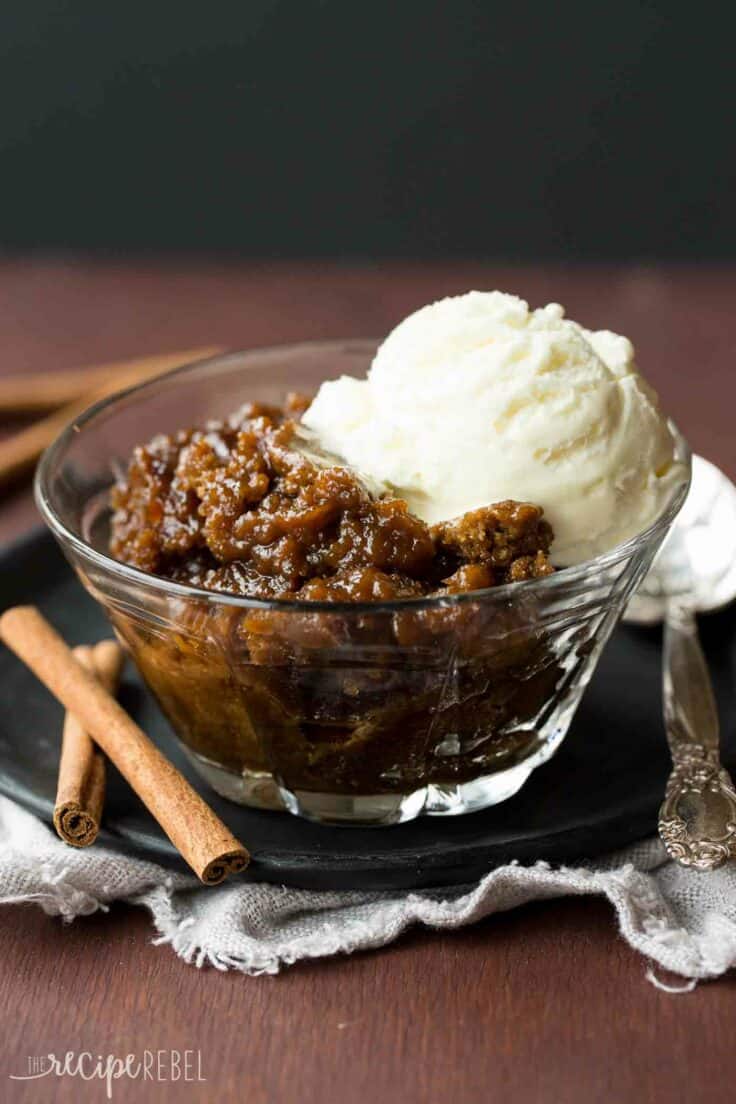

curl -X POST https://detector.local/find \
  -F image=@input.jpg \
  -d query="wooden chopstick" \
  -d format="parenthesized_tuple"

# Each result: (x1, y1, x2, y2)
(0, 345, 223, 491)
(0, 346, 222, 416)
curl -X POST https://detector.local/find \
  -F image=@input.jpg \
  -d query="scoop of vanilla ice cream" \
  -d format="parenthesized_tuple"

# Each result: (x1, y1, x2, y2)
(302, 291, 686, 565)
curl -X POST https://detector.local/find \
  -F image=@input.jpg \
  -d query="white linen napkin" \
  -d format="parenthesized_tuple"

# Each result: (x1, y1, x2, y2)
(1, 795, 734, 984)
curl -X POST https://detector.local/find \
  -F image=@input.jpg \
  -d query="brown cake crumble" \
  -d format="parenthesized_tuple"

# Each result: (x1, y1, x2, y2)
(110, 396, 554, 603)
(107, 395, 560, 801)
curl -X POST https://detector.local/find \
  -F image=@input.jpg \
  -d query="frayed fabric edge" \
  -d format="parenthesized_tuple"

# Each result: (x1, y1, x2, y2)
(127, 860, 736, 984)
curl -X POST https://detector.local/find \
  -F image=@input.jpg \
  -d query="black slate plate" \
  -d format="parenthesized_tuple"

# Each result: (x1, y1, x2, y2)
(2, 529, 735, 891)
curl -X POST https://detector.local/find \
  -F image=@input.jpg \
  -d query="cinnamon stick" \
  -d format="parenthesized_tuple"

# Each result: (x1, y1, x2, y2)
(54, 641, 125, 848)
(0, 346, 222, 416)
(1, 608, 249, 885)
(0, 393, 116, 490)
(0, 345, 223, 490)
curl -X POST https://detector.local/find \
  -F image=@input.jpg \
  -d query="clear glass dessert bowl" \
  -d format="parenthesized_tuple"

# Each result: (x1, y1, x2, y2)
(35, 342, 691, 826)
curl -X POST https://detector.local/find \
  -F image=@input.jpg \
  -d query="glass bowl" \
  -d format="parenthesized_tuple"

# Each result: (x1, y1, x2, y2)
(35, 342, 691, 825)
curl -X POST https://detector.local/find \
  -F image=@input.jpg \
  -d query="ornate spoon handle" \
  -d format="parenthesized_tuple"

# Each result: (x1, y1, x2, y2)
(659, 602, 736, 870)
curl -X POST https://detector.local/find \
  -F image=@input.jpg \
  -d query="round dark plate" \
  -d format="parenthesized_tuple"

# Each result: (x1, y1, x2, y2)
(2, 529, 735, 891)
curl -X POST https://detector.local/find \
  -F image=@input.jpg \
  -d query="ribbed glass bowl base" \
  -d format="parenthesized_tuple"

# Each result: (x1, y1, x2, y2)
(184, 728, 567, 825)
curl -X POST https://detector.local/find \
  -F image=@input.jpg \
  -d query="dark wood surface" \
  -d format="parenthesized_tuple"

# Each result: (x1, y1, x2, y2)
(1, 259, 735, 1104)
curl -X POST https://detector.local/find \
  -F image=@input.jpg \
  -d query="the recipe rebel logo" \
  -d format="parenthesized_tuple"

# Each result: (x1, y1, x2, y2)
(8, 1049, 206, 1098)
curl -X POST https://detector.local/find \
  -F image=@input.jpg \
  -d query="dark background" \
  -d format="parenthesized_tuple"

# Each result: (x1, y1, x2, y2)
(0, 1, 733, 258)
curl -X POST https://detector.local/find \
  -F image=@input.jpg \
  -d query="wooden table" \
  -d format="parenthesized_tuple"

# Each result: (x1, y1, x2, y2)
(1, 259, 735, 1104)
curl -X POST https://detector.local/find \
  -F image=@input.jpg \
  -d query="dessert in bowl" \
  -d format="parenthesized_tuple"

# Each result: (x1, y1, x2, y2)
(36, 293, 690, 824)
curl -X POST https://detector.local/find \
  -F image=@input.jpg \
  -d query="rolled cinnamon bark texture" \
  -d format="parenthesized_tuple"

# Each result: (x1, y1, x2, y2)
(1, 607, 249, 885)
(54, 640, 124, 847)
(0, 345, 223, 416)
(0, 345, 222, 489)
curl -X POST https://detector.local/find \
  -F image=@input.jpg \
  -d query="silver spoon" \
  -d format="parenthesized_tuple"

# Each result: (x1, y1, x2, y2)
(625, 455, 736, 870)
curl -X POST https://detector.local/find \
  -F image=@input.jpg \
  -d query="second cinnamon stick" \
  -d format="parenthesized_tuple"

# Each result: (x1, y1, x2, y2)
(54, 640, 125, 848)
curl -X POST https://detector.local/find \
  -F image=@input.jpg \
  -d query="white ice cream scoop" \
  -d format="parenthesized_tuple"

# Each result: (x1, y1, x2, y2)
(303, 291, 686, 565)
